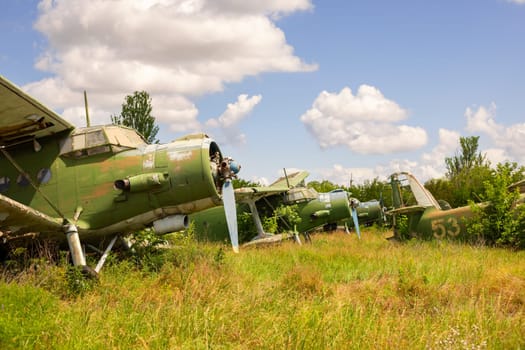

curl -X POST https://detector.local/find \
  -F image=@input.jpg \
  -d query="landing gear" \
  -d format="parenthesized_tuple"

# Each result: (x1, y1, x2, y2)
(63, 222, 119, 278)
(63, 222, 86, 267)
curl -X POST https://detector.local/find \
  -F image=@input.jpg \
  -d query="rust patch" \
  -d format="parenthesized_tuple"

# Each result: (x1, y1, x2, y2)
(83, 182, 114, 200)
(96, 154, 142, 173)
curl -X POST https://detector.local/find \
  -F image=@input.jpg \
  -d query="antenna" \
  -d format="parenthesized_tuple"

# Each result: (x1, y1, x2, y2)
(283, 168, 290, 188)
(84, 90, 91, 127)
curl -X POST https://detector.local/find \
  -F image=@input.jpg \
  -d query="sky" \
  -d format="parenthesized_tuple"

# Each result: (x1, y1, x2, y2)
(1, 0, 524, 187)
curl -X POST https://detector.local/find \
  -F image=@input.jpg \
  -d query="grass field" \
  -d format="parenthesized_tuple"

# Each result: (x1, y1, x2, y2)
(1, 229, 524, 349)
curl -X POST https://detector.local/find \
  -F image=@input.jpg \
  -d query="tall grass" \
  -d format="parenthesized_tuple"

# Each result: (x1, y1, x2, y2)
(1, 229, 524, 349)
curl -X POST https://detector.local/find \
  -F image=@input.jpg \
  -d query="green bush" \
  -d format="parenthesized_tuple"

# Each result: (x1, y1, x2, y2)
(467, 163, 525, 249)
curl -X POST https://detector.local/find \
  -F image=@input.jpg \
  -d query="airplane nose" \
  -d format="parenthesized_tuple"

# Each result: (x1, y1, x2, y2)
(220, 157, 241, 179)
(350, 198, 360, 209)
(229, 161, 241, 174)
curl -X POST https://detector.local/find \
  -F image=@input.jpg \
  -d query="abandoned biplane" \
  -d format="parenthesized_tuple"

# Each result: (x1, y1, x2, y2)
(325, 197, 385, 232)
(189, 170, 362, 246)
(0, 74, 240, 275)
(386, 171, 524, 240)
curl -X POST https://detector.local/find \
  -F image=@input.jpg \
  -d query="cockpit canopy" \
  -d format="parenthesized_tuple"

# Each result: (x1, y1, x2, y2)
(59, 125, 147, 159)
(284, 187, 318, 204)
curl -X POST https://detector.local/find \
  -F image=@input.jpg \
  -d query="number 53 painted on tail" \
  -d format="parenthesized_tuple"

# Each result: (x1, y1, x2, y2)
(386, 172, 524, 241)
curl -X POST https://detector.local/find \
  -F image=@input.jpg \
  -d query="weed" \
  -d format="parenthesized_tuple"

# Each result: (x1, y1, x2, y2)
(65, 265, 97, 297)
(1, 230, 524, 349)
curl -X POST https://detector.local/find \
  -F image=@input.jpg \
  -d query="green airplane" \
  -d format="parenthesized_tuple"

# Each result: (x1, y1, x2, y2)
(189, 170, 362, 246)
(325, 197, 386, 233)
(0, 75, 240, 275)
(386, 171, 525, 240)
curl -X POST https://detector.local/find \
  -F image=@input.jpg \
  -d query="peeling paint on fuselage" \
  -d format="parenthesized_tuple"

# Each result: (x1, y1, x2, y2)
(0, 130, 224, 241)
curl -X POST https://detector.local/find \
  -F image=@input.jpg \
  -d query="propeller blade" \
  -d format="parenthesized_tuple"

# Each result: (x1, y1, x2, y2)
(379, 191, 387, 222)
(222, 179, 239, 253)
(351, 207, 361, 239)
(344, 222, 350, 235)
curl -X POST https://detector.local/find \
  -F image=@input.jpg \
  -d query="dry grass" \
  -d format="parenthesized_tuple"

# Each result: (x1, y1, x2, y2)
(1, 229, 524, 349)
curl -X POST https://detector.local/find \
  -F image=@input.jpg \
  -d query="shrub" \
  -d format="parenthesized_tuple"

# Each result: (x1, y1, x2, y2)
(467, 163, 525, 249)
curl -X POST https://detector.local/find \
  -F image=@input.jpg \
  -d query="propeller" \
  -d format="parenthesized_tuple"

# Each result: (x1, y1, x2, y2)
(222, 179, 239, 253)
(219, 157, 240, 253)
(379, 191, 387, 223)
(350, 199, 361, 239)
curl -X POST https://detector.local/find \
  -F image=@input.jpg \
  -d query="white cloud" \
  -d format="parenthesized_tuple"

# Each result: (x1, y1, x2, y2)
(205, 94, 262, 145)
(465, 103, 501, 139)
(419, 128, 461, 178)
(484, 148, 510, 165)
(314, 127, 463, 187)
(300, 85, 428, 154)
(506, 0, 525, 4)
(204, 0, 313, 17)
(315, 103, 525, 188)
(465, 103, 525, 165)
(27, 0, 315, 134)
(318, 164, 380, 187)
(207, 94, 262, 128)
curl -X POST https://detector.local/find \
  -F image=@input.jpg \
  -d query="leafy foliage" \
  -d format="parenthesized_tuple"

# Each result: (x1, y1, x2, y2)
(467, 162, 525, 249)
(445, 136, 487, 178)
(442, 136, 492, 207)
(65, 265, 96, 296)
(232, 177, 261, 188)
(124, 228, 168, 272)
(274, 204, 302, 232)
(236, 211, 258, 242)
(307, 179, 340, 193)
(424, 177, 454, 207)
(393, 215, 409, 240)
(111, 91, 159, 144)
(425, 136, 493, 207)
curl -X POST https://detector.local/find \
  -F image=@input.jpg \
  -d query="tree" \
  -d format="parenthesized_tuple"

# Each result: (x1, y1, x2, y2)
(424, 177, 455, 207)
(233, 178, 261, 189)
(307, 180, 339, 193)
(111, 91, 159, 144)
(445, 136, 486, 178)
(441, 136, 492, 207)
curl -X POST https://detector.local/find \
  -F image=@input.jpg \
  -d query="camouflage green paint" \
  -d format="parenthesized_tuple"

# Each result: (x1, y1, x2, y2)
(0, 127, 228, 242)
(190, 189, 352, 243)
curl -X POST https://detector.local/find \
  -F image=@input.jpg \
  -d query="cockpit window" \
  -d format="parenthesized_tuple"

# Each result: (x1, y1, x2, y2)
(86, 130, 106, 147)
(60, 125, 146, 158)
(105, 126, 146, 148)
(284, 187, 318, 203)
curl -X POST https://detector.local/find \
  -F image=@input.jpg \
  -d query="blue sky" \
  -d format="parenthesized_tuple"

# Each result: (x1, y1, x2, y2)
(1, 0, 524, 186)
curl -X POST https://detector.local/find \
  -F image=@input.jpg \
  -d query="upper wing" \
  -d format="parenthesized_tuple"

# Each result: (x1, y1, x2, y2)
(234, 171, 309, 203)
(0, 75, 74, 146)
(268, 170, 309, 188)
(234, 186, 290, 203)
(0, 193, 63, 241)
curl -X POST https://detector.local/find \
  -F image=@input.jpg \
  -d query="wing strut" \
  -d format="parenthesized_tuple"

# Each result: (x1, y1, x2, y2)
(1, 146, 100, 277)
(246, 199, 271, 240)
(0, 146, 66, 220)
